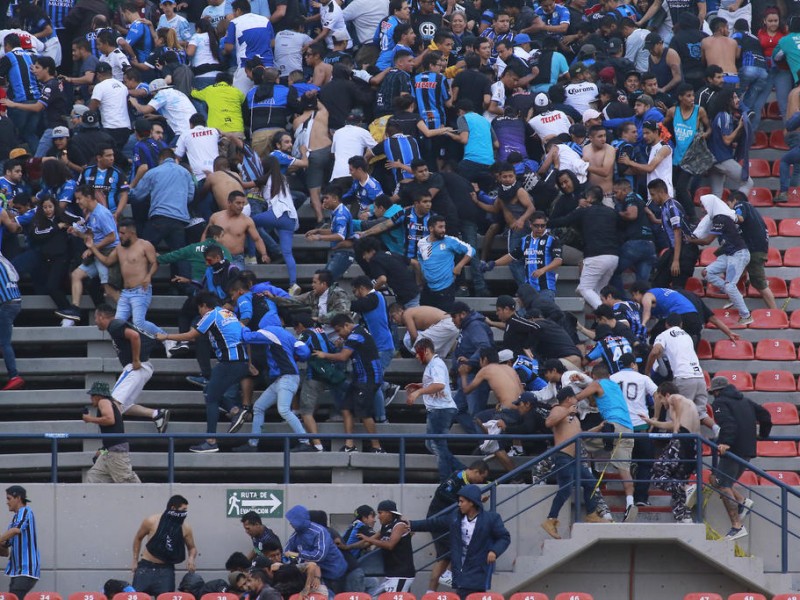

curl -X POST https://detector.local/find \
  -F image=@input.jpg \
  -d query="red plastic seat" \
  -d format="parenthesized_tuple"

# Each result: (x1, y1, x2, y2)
(774, 595, 800, 600)
(704, 370, 711, 387)
(684, 594, 723, 600)
(770, 129, 790, 150)
(761, 471, 800, 486)
(752, 130, 768, 150)
(378, 594, 416, 600)
(757, 440, 798, 457)
(0, 595, 20, 600)
(748, 277, 788, 298)
(708, 309, 746, 329)
(510, 595, 549, 600)
(746, 159, 771, 178)
(763, 401, 800, 425)
(790, 278, 800, 298)
(68, 595, 106, 600)
(694, 187, 729, 206)
(554, 595, 594, 600)
(728, 594, 767, 600)
(289, 595, 326, 600)
(24, 595, 62, 600)
(421, 594, 459, 600)
(755, 370, 796, 392)
(697, 338, 712, 359)
(686, 277, 705, 296)
(773, 158, 782, 178)
(713, 339, 754, 360)
(748, 186, 773, 206)
(336, 594, 374, 600)
(791, 310, 800, 329)
(201, 595, 239, 600)
(706, 279, 747, 299)
(755, 339, 795, 361)
(157, 594, 196, 600)
(699, 246, 719, 267)
(112, 595, 150, 600)
(785, 248, 800, 267)
(737, 470, 759, 486)
(766, 247, 783, 266)
(781, 187, 800, 206)
(749, 309, 789, 329)
(779, 219, 800, 236)
(466, 594, 504, 600)
(714, 370, 754, 391)
(764, 216, 778, 236)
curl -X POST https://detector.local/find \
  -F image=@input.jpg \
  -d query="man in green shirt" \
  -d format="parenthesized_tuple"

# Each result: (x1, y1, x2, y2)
(157, 224, 232, 279)
(191, 72, 246, 134)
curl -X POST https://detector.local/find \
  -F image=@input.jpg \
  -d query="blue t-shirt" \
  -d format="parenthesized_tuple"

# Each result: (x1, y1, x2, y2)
(417, 235, 475, 291)
(126, 20, 154, 62)
(195, 307, 247, 361)
(649, 287, 698, 319)
(343, 176, 383, 213)
(596, 379, 634, 429)
(330, 203, 353, 249)
(82, 203, 119, 248)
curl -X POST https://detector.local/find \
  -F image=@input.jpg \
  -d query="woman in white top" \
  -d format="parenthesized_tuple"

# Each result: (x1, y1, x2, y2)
(187, 19, 221, 90)
(252, 155, 299, 291)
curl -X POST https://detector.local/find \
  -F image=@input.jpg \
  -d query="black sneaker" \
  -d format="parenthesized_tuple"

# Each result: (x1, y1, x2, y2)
(228, 407, 250, 433)
(170, 341, 192, 358)
(292, 443, 316, 452)
(153, 409, 171, 433)
(232, 443, 258, 452)
(55, 305, 81, 321)
(623, 504, 639, 523)
(367, 447, 387, 454)
(189, 441, 219, 453)
(635, 501, 651, 507)
(339, 445, 358, 453)
(383, 384, 400, 406)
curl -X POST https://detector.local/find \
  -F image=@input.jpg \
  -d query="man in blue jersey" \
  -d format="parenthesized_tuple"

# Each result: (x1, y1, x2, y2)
(629, 281, 703, 344)
(79, 143, 130, 221)
(585, 324, 634, 373)
(575, 363, 638, 522)
(351, 276, 400, 423)
(412, 53, 451, 161)
(374, 0, 411, 70)
(233, 326, 313, 453)
(305, 185, 356, 281)
(342, 156, 383, 217)
(1, 486, 40, 598)
(224, 0, 275, 92)
(648, 178, 698, 289)
(417, 215, 475, 312)
(482, 212, 562, 303)
(0, 34, 41, 151)
(599, 286, 649, 347)
(118, 2, 154, 64)
(157, 291, 249, 453)
(357, 192, 433, 262)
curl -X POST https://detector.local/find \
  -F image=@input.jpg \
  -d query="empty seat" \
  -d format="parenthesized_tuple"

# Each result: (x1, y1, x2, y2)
(683, 594, 723, 600)
(699, 246, 720, 267)
(755, 370, 796, 392)
(748, 277, 788, 298)
(756, 440, 798, 457)
(749, 309, 789, 329)
(714, 339, 754, 360)
(773, 595, 800, 600)
(778, 219, 800, 236)
(737, 470, 759, 486)
(747, 159, 772, 178)
(714, 370, 754, 391)
(378, 594, 416, 600)
(770, 130, 789, 151)
(509, 594, 549, 600)
(697, 339, 712, 360)
(24, 594, 62, 600)
(764, 216, 778, 236)
(766, 101, 781, 119)
(785, 247, 800, 267)
(755, 339, 795, 361)
(790, 278, 800, 298)
(792, 310, 800, 329)
(761, 471, 800, 486)
(421, 594, 459, 600)
(706, 279, 746, 299)
(781, 187, 800, 206)
(554, 595, 594, 600)
(766, 247, 783, 266)
(465, 594, 504, 600)
(763, 401, 800, 425)
(336, 594, 374, 600)
(686, 277, 705, 296)
(728, 594, 767, 600)
(694, 187, 729, 205)
(201, 595, 239, 600)
(708, 309, 746, 329)
(68, 595, 105, 600)
(748, 186, 773, 206)
(752, 131, 768, 149)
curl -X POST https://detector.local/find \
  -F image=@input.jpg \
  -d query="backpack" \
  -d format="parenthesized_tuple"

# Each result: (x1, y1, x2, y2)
(170, 64, 194, 98)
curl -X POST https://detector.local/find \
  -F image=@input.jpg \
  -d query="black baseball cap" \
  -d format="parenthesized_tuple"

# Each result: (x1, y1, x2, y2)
(6, 485, 30, 503)
(94, 61, 112, 74)
(377, 500, 401, 515)
(496, 295, 516, 309)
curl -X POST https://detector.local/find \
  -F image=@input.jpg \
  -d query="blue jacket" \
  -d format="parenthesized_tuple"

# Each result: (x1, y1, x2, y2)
(452, 311, 493, 370)
(410, 490, 510, 591)
(285, 506, 348, 580)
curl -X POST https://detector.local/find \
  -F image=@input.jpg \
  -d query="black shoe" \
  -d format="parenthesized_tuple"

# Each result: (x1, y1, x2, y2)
(232, 443, 258, 452)
(291, 443, 316, 452)
(228, 407, 250, 433)
(55, 306, 81, 321)
(170, 341, 192, 358)
(367, 447, 387, 454)
(153, 409, 171, 433)
(383, 383, 400, 406)
(339, 445, 358, 453)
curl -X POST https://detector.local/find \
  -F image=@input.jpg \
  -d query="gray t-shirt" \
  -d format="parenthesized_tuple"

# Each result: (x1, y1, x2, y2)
(274, 30, 312, 76)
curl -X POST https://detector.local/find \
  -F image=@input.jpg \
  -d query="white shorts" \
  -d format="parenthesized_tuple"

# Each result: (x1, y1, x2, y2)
(403, 317, 460, 357)
(378, 577, 414, 594)
(112, 362, 154, 412)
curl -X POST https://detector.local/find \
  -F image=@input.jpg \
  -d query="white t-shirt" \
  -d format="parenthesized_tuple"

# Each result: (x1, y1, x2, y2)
(653, 326, 703, 380)
(484, 81, 506, 121)
(188, 32, 220, 72)
(564, 82, 598, 114)
(175, 125, 220, 180)
(320, 1, 351, 49)
(625, 28, 650, 72)
(341, 0, 388, 44)
(148, 88, 196, 137)
(557, 144, 588, 183)
(264, 176, 298, 224)
(460, 515, 477, 559)
(610, 369, 658, 428)
(648, 141, 674, 197)
(91, 78, 131, 129)
(100, 48, 131, 82)
(201, 4, 227, 28)
(330, 125, 378, 179)
(274, 30, 312, 76)
(528, 110, 571, 142)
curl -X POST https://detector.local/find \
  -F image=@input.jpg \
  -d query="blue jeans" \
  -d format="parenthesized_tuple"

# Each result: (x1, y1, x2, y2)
(611, 239, 657, 291)
(253, 209, 297, 284)
(326, 250, 355, 281)
(738, 65, 769, 115)
(35, 127, 53, 158)
(0, 300, 21, 378)
(508, 226, 530, 286)
(7, 105, 40, 151)
(373, 349, 394, 422)
(205, 360, 250, 435)
(115, 286, 165, 337)
(548, 451, 599, 519)
(779, 144, 800, 192)
(426, 407, 462, 480)
(249, 374, 305, 445)
(404, 293, 420, 308)
(453, 372, 488, 434)
(460, 220, 487, 292)
(750, 67, 793, 132)
(706, 249, 751, 317)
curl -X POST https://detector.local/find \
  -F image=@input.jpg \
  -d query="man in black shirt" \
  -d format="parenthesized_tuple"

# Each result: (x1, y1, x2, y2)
(728, 191, 777, 310)
(697, 65, 723, 110)
(240, 511, 283, 560)
(356, 237, 420, 306)
(451, 54, 492, 115)
(610, 178, 656, 291)
(411, 0, 442, 47)
(94, 303, 170, 432)
(358, 500, 415, 593)
(397, 159, 460, 234)
(375, 51, 414, 117)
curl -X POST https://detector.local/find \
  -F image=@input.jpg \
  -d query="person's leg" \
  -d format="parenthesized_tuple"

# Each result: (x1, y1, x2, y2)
(709, 163, 727, 198)
(507, 227, 529, 286)
(428, 407, 459, 480)
(546, 452, 574, 519)
(460, 219, 488, 294)
(86, 453, 114, 483)
(107, 451, 142, 483)
(112, 362, 157, 419)
(0, 301, 21, 378)
(325, 250, 355, 282)
(577, 255, 618, 309)
(299, 379, 325, 448)
(45, 257, 71, 310)
(705, 254, 730, 292)
(453, 376, 479, 434)
(746, 252, 777, 309)
(9, 576, 37, 598)
(275, 374, 306, 435)
(778, 146, 800, 193)
(610, 241, 637, 292)
(723, 249, 751, 317)
(248, 381, 280, 446)
(202, 361, 248, 444)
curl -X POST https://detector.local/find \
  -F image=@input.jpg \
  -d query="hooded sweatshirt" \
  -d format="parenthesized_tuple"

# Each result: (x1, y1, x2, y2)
(452, 310, 493, 370)
(713, 384, 772, 459)
(284, 506, 348, 581)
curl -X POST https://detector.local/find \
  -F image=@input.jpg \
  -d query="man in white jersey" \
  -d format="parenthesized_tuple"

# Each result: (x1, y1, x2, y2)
(611, 353, 658, 506)
(646, 313, 719, 435)
(564, 62, 599, 114)
(619, 120, 673, 198)
(175, 113, 220, 183)
(527, 93, 571, 146)
(316, 0, 351, 49)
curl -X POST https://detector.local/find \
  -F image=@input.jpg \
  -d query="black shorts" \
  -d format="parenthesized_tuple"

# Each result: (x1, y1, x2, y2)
(715, 455, 745, 488)
(343, 383, 378, 419)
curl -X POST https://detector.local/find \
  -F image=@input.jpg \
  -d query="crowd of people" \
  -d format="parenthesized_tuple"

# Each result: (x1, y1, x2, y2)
(0, 0, 789, 571)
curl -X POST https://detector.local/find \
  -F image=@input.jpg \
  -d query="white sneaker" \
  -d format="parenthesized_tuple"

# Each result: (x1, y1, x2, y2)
(438, 570, 453, 587)
(163, 339, 178, 358)
(244, 256, 258, 265)
(685, 483, 698, 509)
(60, 318, 75, 327)
(288, 283, 302, 296)
(724, 526, 748, 541)
(739, 498, 754, 519)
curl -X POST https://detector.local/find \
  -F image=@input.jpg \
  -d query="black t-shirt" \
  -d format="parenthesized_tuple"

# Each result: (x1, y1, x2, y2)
(734, 200, 769, 253)
(268, 0, 300, 31)
(711, 214, 747, 255)
(672, 29, 707, 81)
(503, 314, 538, 356)
(107, 318, 155, 366)
(411, 11, 443, 46)
(379, 518, 416, 577)
(398, 173, 453, 217)
(527, 318, 581, 360)
(618, 192, 653, 242)
(365, 252, 419, 304)
(39, 77, 69, 129)
(440, 170, 481, 224)
(451, 69, 492, 116)
(390, 111, 424, 140)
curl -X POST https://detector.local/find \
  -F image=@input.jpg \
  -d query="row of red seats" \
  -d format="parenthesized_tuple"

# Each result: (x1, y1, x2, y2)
(0, 593, 593, 600)
(698, 338, 800, 364)
(710, 369, 800, 392)
(686, 594, 797, 600)
(751, 129, 790, 151)
(737, 470, 800, 486)
(688, 274, 790, 299)
(708, 308, 791, 329)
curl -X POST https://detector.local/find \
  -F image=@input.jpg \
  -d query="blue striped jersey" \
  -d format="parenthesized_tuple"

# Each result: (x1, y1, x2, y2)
(0, 48, 40, 102)
(412, 71, 449, 128)
(43, 0, 74, 29)
(391, 206, 432, 259)
(612, 300, 647, 344)
(660, 197, 694, 248)
(5, 505, 39, 578)
(344, 324, 383, 385)
(79, 166, 129, 213)
(195, 307, 248, 362)
(587, 335, 633, 374)
(379, 134, 420, 186)
(510, 231, 562, 292)
(242, 326, 310, 377)
(131, 138, 168, 182)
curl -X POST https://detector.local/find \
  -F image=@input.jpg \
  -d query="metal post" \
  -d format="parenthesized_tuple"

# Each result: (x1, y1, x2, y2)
(782, 487, 789, 573)
(399, 437, 406, 484)
(284, 437, 291, 483)
(695, 435, 704, 523)
(168, 437, 175, 484)
(50, 438, 58, 483)
(490, 483, 497, 512)
(573, 437, 582, 523)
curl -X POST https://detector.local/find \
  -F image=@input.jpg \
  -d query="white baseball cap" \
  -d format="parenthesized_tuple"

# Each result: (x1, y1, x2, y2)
(534, 93, 549, 107)
(52, 126, 70, 138)
(582, 108, 602, 123)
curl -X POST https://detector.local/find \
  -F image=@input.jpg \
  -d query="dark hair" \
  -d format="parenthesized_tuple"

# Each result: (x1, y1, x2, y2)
(393, 23, 413, 43)
(198, 17, 221, 61)
(390, 0, 406, 13)
(647, 178, 668, 193)
(374, 194, 393, 210)
(348, 155, 368, 171)
(548, 84, 566, 103)
(428, 214, 446, 228)
(240, 510, 262, 525)
(4, 158, 21, 174)
(588, 125, 605, 136)
(231, 0, 251, 13)
(308, 510, 328, 526)
(167, 494, 189, 509)
(351, 275, 373, 290)
(314, 269, 333, 287)
(467, 460, 490, 473)
(117, 217, 136, 232)
(3, 33, 20, 49)
(95, 302, 116, 317)
(32, 194, 63, 230)
(600, 285, 621, 299)
(321, 184, 342, 200)
(710, 16, 727, 32)
(195, 290, 220, 308)
(330, 313, 354, 328)
(592, 363, 610, 379)
(705, 64, 724, 78)
(96, 143, 114, 157)
(97, 29, 116, 47)
(542, 358, 566, 374)
(629, 280, 651, 295)
(225, 552, 251, 571)
(271, 129, 291, 149)
(422, 51, 442, 71)
(658, 381, 680, 395)
(190, 113, 207, 127)
(41, 159, 72, 188)
(666, 312, 683, 327)
(393, 49, 413, 63)
(34, 55, 56, 76)
(676, 82, 694, 97)
(73, 38, 91, 52)
(414, 337, 435, 353)
(262, 155, 290, 199)
(124, 68, 142, 83)
(74, 184, 95, 200)
(641, 71, 657, 83)
(594, 305, 615, 320)
(480, 346, 499, 363)
(456, 98, 475, 113)
(228, 190, 246, 203)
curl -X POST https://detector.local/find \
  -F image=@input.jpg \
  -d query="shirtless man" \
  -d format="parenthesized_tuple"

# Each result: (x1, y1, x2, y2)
(388, 303, 460, 357)
(541, 386, 604, 539)
(293, 99, 332, 226)
(305, 43, 333, 87)
(583, 125, 617, 200)
(203, 190, 269, 268)
(701, 18, 740, 86)
(132, 495, 198, 595)
(202, 157, 245, 211)
(460, 349, 523, 409)
(87, 218, 169, 343)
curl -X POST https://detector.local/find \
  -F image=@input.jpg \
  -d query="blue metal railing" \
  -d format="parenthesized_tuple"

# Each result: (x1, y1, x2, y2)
(3, 431, 800, 573)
